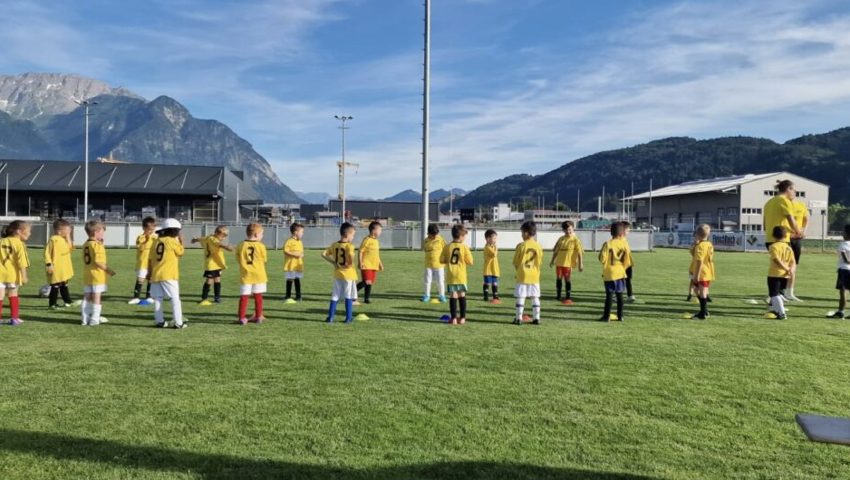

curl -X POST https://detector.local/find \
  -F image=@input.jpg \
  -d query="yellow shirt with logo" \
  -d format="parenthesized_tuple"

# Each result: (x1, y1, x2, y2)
(689, 240, 715, 281)
(553, 235, 583, 268)
(441, 241, 473, 285)
(45, 234, 74, 283)
(136, 233, 158, 269)
(200, 235, 227, 271)
(324, 241, 357, 281)
(423, 236, 446, 268)
(763, 195, 794, 243)
(82, 239, 107, 286)
(483, 244, 500, 277)
(0, 236, 30, 285)
(513, 239, 544, 284)
(598, 237, 631, 281)
(792, 200, 809, 233)
(768, 242, 795, 278)
(150, 236, 184, 282)
(283, 237, 304, 272)
(236, 240, 268, 285)
(360, 236, 381, 270)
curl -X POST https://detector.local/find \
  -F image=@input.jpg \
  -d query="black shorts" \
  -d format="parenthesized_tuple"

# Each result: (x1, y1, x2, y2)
(203, 270, 222, 279)
(837, 270, 850, 291)
(790, 238, 802, 265)
(767, 277, 788, 297)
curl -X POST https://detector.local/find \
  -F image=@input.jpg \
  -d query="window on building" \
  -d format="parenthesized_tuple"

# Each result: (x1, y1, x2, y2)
(796, 191, 806, 198)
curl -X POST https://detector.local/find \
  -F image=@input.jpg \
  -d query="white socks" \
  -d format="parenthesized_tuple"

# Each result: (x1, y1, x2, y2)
(80, 299, 89, 325)
(771, 296, 786, 316)
(532, 298, 541, 320)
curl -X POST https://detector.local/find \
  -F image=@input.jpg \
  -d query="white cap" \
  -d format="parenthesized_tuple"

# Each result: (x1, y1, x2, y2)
(158, 218, 182, 231)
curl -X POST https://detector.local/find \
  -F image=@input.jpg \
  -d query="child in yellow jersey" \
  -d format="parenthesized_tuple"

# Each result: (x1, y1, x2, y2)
(689, 224, 715, 320)
(45, 219, 80, 309)
(322, 222, 358, 323)
(482, 229, 501, 304)
(422, 224, 447, 303)
(440, 224, 473, 325)
(0, 220, 31, 325)
(192, 225, 233, 306)
(283, 222, 305, 303)
(357, 221, 384, 304)
(513, 222, 544, 325)
(767, 226, 795, 320)
(129, 217, 157, 305)
(81, 221, 115, 326)
(550, 220, 584, 304)
(235, 223, 268, 325)
(597, 222, 631, 322)
(149, 219, 186, 329)
(622, 222, 637, 303)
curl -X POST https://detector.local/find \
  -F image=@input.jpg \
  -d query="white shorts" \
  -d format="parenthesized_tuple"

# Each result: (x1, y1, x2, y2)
(136, 269, 148, 279)
(514, 283, 541, 299)
(84, 284, 107, 294)
(285, 271, 304, 280)
(331, 279, 357, 301)
(240, 283, 267, 295)
(0, 282, 18, 290)
(151, 280, 180, 300)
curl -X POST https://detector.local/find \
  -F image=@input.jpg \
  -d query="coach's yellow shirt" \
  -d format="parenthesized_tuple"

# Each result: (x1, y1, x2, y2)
(82, 239, 107, 286)
(0, 236, 30, 285)
(236, 240, 268, 284)
(792, 200, 809, 232)
(45, 234, 74, 283)
(513, 239, 543, 284)
(136, 233, 158, 269)
(200, 235, 227, 271)
(483, 244, 500, 277)
(325, 241, 357, 281)
(553, 235, 583, 268)
(360, 236, 381, 270)
(768, 242, 794, 278)
(441, 241, 473, 285)
(283, 237, 304, 272)
(423, 236, 446, 268)
(150, 236, 184, 282)
(689, 240, 715, 282)
(598, 237, 631, 281)
(764, 195, 794, 242)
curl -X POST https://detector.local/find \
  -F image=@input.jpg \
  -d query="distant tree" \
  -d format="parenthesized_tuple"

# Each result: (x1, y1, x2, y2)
(553, 201, 567, 211)
(829, 203, 850, 232)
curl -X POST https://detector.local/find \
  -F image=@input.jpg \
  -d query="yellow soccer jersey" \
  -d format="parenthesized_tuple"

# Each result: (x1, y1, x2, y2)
(689, 240, 715, 282)
(598, 237, 630, 281)
(768, 242, 794, 278)
(200, 235, 227, 271)
(45, 234, 74, 284)
(440, 241, 473, 285)
(483, 244, 500, 277)
(513, 239, 543, 284)
(236, 240, 268, 284)
(763, 195, 794, 242)
(324, 241, 357, 281)
(82, 239, 107, 286)
(149, 237, 184, 282)
(136, 233, 158, 269)
(360, 236, 381, 270)
(792, 200, 809, 231)
(553, 235, 583, 268)
(283, 237, 304, 272)
(688, 242, 697, 275)
(423, 236, 446, 268)
(0, 236, 30, 285)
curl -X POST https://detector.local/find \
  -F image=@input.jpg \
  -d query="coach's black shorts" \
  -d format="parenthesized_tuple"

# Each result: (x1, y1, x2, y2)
(790, 238, 802, 264)
(203, 269, 222, 279)
(767, 277, 788, 297)
(837, 270, 850, 291)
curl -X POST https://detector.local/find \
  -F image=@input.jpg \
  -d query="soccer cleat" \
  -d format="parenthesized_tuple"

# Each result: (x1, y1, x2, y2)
(295, 297, 303, 302)
(691, 313, 707, 320)
(284, 298, 297, 305)
(325, 317, 334, 323)
(532, 319, 540, 325)
(458, 318, 466, 325)
(198, 299, 214, 306)
(49, 305, 61, 311)
(127, 298, 141, 305)
(561, 299, 574, 305)
(490, 298, 502, 305)
(9, 318, 23, 326)
(137, 299, 153, 306)
(213, 298, 222, 304)
(438, 296, 447, 303)
(827, 311, 845, 319)
(99, 317, 109, 324)
(238, 318, 248, 325)
(686, 294, 692, 302)
(775, 313, 787, 320)
(450, 318, 458, 325)
(174, 323, 188, 329)
(421, 295, 431, 303)
(597, 316, 610, 322)
(344, 318, 354, 324)
(155, 322, 167, 328)
(626, 296, 637, 304)
(71, 299, 83, 307)
(363, 299, 371, 304)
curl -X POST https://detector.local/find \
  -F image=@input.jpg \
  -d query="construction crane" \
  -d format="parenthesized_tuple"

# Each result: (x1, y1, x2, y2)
(338, 160, 359, 220)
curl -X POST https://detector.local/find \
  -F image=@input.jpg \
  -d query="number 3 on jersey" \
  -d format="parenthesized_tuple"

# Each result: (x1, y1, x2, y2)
(335, 247, 347, 267)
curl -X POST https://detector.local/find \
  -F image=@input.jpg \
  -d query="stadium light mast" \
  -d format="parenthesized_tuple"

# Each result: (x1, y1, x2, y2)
(334, 115, 354, 222)
(75, 99, 97, 222)
(421, 0, 431, 245)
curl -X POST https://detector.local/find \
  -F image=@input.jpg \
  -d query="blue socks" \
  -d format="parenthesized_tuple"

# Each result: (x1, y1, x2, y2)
(327, 300, 338, 322)
(344, 299, 354, 323)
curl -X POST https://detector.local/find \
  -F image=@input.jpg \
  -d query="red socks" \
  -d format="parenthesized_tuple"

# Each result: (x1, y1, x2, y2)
(238, 295, 249, 320)
(253, 294, 264, 318)
(10, 297, 19, 319)
(0, 299, 4, 319)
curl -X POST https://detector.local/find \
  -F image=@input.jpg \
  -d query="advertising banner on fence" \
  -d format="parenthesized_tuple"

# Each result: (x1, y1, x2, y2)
(654, 231, 766, 251)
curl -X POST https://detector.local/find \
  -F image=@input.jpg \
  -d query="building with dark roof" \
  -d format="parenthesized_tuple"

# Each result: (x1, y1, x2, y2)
(0, 159, 259, 222)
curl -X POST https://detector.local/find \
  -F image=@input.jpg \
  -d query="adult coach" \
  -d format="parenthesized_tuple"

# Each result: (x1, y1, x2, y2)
(763, 179, 803, 300)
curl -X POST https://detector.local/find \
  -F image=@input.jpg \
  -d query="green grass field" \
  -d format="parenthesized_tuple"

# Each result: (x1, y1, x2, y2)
(2, 246, 850, 479)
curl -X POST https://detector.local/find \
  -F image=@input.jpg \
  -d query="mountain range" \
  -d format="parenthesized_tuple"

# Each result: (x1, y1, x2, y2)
(458, 130, 850, 209)
(0, 73, 301, 203)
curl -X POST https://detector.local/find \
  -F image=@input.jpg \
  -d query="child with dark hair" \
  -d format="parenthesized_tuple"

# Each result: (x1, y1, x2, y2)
(422, 223, 447, 303)
(81, 221, 114, 326)
(597, 222, 630, 322)
(149, 219, 186, 328)
(45, 219, 80, 309)
(621, 221, 637, 303)
(323, 222, 358, 323)
(513, 222, 543, 325)
(441, 224, 473, 325)
(0, 220, 31, 325)
(767, 226, 795, 320)
(129, 216, 157, 305)
(482, 229, 501, 303)
(550, 220, 583, 304)
(192, 225, 233, 305)
(283, 222, 305, 303)
(357, 221, 384, 304)
(831, 225, 850, 319)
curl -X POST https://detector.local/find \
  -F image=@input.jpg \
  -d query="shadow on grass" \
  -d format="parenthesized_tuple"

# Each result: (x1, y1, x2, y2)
(0, 429, 656, 480)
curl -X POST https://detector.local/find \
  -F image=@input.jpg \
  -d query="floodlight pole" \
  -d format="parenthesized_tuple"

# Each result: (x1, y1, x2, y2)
(75, 99, 97, 223)
(421, 0, 431, 245)
(335, 115, 353, 222)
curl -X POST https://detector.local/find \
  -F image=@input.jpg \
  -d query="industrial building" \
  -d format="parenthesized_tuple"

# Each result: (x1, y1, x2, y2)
(297, 200, 439, 225)
(627, 172, 830, 236)
(0, 159, 259, 222)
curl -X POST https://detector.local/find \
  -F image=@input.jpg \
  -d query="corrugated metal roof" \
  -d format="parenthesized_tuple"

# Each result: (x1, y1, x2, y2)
(627, 172, 780, 200)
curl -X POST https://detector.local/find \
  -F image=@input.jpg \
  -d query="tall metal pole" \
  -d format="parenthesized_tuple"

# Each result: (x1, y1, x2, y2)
(84, 103, 89, 222)
(421, 0, 431, 244)
(335, 115, 352, 223)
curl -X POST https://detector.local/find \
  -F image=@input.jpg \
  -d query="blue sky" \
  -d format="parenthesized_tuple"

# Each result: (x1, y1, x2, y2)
(3, 0, 850, 197)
